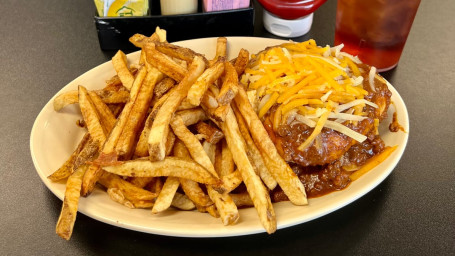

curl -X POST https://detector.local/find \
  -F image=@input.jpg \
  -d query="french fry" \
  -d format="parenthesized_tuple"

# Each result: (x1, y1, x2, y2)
(154, 41, 209, 66)
(129, 33, 149, 48)
(231, 192, 254, 208)
(122, 94, 170, 182)
(176, 108, 208, 126)
(129, 177, 156, 188)
(147, 56, 206, 161)
(139, 49, 147, 65)
(134, 88, 173, 157)
(196, 122, 224, 144)
(56, 165, 87, 240)
(144, 176, 164, 194)
(102, 157, 220, 185)
(81, 67, 149, 196)
(219, 140, 235, 176)
(88, 91, 117, 132)
(78, 86, 107, 144)
(171, 193, 196, 211)
(200, 90, 224, 122)
(129, 29, 165, 48)
(165, 130, 176, 156)
(107, 185, 156, 209)
(98, 66, 148, 162)
(105, 74, 123, 88)
(180, 178, 214, 207)
(202, 140, 217, 164)
(232, 48, 250, 76)
(144, 42, 188, 82)
(48, 133, 90, 182)
(203, 141, 239, 225)
(217, 61, 239, 106)
(98, 172, 158, 201)
(206, 186, 239, 225)
(170, 115, 218, 178)
(233, 104, 277, 190)
(177, 98, 197, 111)
(209, 37, 227, 66)
(154, 77, 176, 99)
(53, 89, 129, 111)
(107, 188, 135, 209)
(217, 107, 277, 233)
(112, 50, 135, 90)
(174, 140, 215, 208)
(107, 103, 124, 118)
(135, 121, 175, 158)
(115, 67, 164, 160)
(151, 177, 180, 213)
(220, 169, 243, 193)
(204, 205, 220, 218)
(186, 59, 225, 106)
(233, 85, 308, 206)
(73, 138, 99, 171)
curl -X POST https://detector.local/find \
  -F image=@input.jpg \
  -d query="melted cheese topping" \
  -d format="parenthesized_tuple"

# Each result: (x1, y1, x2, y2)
(242, 40, 380, 149)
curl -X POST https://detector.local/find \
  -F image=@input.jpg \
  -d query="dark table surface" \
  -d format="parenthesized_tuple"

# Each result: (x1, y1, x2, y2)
(1, 0, 454, 255)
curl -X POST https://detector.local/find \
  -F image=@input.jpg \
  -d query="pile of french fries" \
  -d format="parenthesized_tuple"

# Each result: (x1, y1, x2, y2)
(50, 28, 308, 240)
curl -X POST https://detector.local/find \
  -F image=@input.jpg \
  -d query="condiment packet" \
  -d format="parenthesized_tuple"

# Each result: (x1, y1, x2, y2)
(95, 0, 149, 17)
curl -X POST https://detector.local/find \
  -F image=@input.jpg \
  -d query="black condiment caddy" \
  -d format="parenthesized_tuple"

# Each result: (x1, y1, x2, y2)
(95, 1, 255, 50)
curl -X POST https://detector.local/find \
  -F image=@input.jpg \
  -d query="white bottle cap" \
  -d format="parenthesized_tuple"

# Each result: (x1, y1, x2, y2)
(263, 9, 313, 38)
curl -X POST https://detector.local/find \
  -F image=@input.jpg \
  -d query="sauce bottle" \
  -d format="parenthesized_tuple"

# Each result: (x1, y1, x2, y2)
(258, 0, 327, 37)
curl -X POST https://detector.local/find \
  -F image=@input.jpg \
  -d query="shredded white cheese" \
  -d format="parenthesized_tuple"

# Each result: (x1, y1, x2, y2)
(324, 120, 367, 143)
(336, 99, 378, 113)
(369, 66, 377, 92)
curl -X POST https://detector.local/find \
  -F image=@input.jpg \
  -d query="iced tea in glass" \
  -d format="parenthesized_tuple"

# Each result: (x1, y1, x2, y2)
(335, 0, 421, 71)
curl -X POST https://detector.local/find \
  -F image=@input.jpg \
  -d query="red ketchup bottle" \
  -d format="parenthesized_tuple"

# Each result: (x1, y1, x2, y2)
(258, 0, 327, 37)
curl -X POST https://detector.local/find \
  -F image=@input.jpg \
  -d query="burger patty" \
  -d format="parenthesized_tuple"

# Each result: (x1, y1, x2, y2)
(265, 68, 392, 167)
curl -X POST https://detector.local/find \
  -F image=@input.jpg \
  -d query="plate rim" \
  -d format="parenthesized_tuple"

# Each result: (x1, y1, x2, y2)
(30, 36, 409, 237)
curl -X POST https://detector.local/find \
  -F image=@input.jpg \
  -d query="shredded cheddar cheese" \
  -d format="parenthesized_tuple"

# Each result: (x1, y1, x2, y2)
(242, 40, 381, 151)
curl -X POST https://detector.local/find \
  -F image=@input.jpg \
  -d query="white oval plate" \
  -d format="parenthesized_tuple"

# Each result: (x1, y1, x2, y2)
(30, 37, 409, 237)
